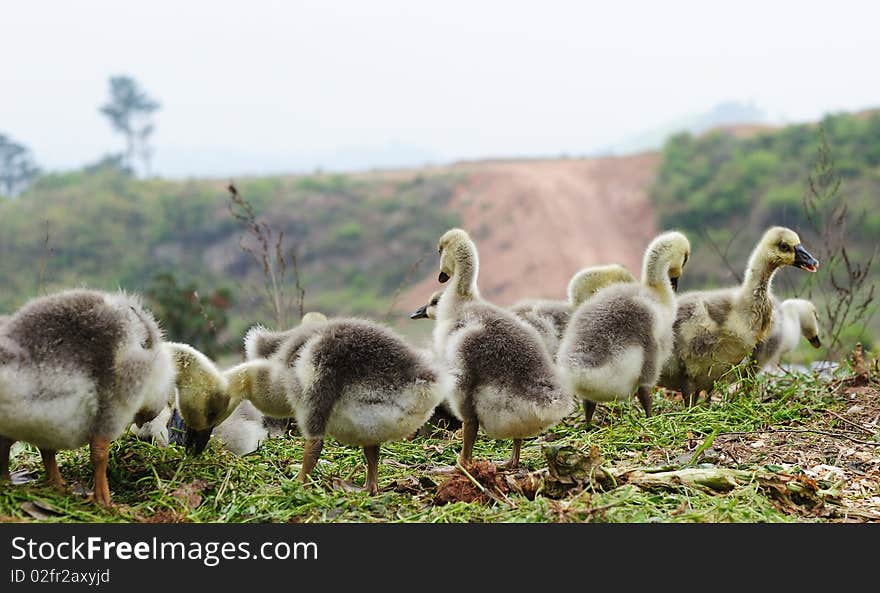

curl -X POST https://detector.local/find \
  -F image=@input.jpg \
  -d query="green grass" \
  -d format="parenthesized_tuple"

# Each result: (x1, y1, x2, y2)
(0, 366, 869, 523)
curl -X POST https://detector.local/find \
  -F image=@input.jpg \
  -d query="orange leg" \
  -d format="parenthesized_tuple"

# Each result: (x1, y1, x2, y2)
(0, 436, 14, 482)
(298, 438, 324, 485)
(90, 437, 112, 507)
(40, 449, 65, 489)
(363, 445, 380, 496)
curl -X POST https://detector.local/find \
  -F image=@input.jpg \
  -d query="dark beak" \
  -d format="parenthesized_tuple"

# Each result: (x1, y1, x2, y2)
(438, 271, 450, 283)
(670, 276, 679, 292)
(167, 408, 189, 447)
(793, 244, 819, 272)
(808, 336, 822, 348)
(410, 304, 429, 319)
(185, 427, 213, 455)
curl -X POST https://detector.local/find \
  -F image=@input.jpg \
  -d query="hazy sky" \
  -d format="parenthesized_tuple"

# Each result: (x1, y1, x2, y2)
(3, 0, 879, 177)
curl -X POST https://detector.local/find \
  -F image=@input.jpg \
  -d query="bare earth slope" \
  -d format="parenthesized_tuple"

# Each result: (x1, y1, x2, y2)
(400, 152, 660, 311)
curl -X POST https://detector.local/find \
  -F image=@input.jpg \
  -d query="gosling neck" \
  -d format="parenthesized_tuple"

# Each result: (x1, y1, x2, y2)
(449, 241, 480, 300)
(642, 250, 674, 308)
(740, 246, 778, 306)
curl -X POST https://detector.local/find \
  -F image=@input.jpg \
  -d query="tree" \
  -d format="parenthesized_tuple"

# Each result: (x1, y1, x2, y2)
(99, 75, 160, 177)
(0, 133, 40, 197)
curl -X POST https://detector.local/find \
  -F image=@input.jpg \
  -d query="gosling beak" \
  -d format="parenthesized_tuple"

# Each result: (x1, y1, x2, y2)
(167, 408, 189, 447)
(410, 304, 430, 319)
(438, 271, 450, 283)
(808, 336, 822, 348)
(670, 276, 679, 292)
(185, 427, 213, 455)
(793, 244, 819, 272)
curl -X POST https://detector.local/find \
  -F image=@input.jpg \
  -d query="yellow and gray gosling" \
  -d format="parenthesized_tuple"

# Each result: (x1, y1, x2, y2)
(508, 264, 637, 356)
(658, 227, 818, 405)
(223, 317, 450, 494)
(557, 232, 691, 427)
(752, 298, 821, 370)
(0, 289, 175, 506)
(132, 341, 289, 455)
(432, 228, 574, 468)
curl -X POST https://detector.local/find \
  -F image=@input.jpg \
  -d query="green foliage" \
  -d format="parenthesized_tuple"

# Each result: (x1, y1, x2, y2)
(145, 273, 232, 358)
(651, 111, 880, 354)
(0, 167, 460, 344)
(0, 133, 41, 197)
(652, 112, 880, 270)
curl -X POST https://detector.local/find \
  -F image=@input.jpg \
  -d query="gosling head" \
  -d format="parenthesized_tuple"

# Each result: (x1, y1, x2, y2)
(410, 290, 444, 320)
(644, 231, 691, 292)
(760, 227, 819, 273)
(783, 299, 821, 348)
(165, 342, 230, 455)
(437, 228, 474, 284)
(301, 311, 328, 325)
(567, 264, 637, 306)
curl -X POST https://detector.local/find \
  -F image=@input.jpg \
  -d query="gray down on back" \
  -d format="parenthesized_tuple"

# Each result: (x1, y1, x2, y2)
(298, 319, 438, 436)
(453, 302, 560, 403)
(563, 283, 658, 385)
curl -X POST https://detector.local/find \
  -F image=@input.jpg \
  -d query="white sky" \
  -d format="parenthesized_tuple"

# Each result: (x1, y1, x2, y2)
(2, 0, 879, 177)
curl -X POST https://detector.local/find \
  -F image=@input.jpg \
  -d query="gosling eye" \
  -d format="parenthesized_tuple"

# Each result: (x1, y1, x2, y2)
(778, 242, 792, 253)
(682, 253, 689, 266)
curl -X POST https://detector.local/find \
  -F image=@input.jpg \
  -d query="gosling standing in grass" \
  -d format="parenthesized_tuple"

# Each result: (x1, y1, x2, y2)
(508, 264, 637, 355)
(222, 317, 449, 494)
(557, 232, 691, 426)
(752, 298, 821, 370)
(0, 289, 175, 506)
(432, 228, 573, 468)
(658, 227, 818, 405)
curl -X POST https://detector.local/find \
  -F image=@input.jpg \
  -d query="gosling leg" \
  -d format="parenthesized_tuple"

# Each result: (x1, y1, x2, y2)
(458, 418, 478, 467)
(363, 445, 380, 496)
(89, 436, 112, 507)
(636, 386, 654, 418)
(40, 449, 65, 489)
(0, 436, 14, 482)
(682, 379, 697, 408)
(503, 439, 522, 469)
(298, 438, 324, 485)
(583, 400, 597, 427)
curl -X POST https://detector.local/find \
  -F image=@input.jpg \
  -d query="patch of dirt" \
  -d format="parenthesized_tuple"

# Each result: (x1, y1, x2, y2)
(652, 384, 880, 522)
(434, 461, 509, 505)
(401, 153, 660, 310)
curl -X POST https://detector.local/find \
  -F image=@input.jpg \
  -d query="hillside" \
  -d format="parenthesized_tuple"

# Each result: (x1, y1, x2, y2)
(1, 109, 877, 353)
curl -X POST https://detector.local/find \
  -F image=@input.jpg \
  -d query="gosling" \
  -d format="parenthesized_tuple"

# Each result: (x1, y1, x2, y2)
(658, 227, 818, 405)
(557, 232, 691, 427)
(508, 264, 637, 355)
(752, 298, 821, 370)
(0, 289, 175, 506)
(432, 228, 573, 468)
(223, 317, 449, 494)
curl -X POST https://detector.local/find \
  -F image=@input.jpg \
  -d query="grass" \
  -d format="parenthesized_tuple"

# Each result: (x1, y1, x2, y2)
(1, 363, 877, 523)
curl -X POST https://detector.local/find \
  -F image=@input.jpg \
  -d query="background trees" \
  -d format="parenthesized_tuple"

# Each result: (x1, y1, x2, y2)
(99, 75, 161, 178)
(0, 133, 40, 197)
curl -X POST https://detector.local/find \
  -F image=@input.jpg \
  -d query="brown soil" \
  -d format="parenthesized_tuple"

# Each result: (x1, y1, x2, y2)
(401, 152, 660, 311)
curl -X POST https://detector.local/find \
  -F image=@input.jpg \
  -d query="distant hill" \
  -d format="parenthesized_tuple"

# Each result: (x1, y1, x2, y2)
(611, 100, 770, 154)
(1, 108, 876, 351)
